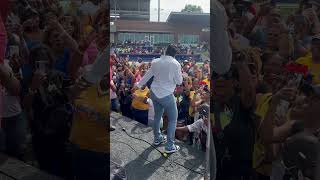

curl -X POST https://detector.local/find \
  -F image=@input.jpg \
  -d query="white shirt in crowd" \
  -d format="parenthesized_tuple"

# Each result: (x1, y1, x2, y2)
(137, 55, 183, 98)
(1, 60, 22, 118)
(147, 98, 163, 127)
(212, 0, 232, 75)
(147, 98, 155, 121)
(187, 118, 207, 134)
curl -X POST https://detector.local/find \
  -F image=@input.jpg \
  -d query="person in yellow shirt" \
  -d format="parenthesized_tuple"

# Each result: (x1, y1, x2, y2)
(296, 36, 320, 85)
(131, 85, 150, 125)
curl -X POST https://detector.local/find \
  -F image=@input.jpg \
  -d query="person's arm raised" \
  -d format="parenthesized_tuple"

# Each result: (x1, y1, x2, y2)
(136, 65, 154, 89)
(261, 88, 297, 144)
(235, 61, 256, 109)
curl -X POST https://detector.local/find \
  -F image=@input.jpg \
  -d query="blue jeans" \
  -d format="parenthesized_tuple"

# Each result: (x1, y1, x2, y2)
(111, 98, 120, 112)
(150, 91, 178, 150)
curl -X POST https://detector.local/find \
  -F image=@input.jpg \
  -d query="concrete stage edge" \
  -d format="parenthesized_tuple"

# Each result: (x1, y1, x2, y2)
(110, 112, 206, 180)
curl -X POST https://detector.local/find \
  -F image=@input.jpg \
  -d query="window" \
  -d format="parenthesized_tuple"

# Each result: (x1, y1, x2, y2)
(178, 34, 199, 44)
(118, 33, 174, 44)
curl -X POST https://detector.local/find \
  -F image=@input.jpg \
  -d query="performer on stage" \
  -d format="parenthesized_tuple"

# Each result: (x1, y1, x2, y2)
(135, 45, 183, 153)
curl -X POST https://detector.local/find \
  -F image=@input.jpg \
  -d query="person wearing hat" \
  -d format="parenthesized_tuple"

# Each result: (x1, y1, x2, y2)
(296, 36, 320, 85)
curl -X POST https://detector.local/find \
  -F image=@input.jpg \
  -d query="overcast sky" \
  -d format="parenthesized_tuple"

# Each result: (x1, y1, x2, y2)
(149, 0, 210, 22)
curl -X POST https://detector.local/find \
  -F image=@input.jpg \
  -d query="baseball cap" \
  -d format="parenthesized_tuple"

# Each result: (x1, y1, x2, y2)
(198, 103, 210, 118)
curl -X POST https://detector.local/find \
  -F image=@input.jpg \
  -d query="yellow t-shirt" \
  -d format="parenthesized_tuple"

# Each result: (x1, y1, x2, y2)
(131, 88, 149, 110)
(189, 91, 196, 116)
(253, 93, 273, 176)
(296, 54, 320, 85)
(69, 86, 108, 153)
(203, 78, 210, 88)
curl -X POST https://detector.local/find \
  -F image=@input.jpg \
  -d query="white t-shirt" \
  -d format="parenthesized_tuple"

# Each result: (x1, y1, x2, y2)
(1, 60, 22, 118)
(187, 118, 207, 134)
(147, 98, 154, 120)
(212, 0, 232, 75)
(137, 56, 183, 98)
(147, 98, 163, 127)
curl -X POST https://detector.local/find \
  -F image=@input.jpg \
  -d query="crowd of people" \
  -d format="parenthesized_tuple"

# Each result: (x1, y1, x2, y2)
(110, 47, 211, 151)
(212, 0, 320, 179)
(0, 0, 108, 180)
(113, 42, 208, 55)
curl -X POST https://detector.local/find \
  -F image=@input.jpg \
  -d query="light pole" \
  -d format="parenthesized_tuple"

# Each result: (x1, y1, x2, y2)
(158, 0, 160, 22)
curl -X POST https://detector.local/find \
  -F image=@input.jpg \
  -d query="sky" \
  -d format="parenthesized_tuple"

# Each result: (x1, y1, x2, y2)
(149, 0, 210, 22)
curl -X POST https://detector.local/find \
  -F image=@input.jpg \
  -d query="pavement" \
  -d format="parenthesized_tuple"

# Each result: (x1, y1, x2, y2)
(110, 112, 206, 180)
(0, 153, 62, 180)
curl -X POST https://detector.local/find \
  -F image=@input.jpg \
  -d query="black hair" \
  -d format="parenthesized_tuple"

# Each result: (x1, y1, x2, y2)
(165, 45, 179, 57)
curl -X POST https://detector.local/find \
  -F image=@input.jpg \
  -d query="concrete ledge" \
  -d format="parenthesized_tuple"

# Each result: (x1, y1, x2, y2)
(0, 154, 62, 180)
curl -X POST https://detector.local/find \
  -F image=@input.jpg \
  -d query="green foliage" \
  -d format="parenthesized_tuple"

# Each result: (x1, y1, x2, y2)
(181, 4, 203, 13)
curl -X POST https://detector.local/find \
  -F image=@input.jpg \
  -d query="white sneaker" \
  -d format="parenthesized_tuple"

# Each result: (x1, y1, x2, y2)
(164, 145, 180, 154)
(153, 136, 167, 146)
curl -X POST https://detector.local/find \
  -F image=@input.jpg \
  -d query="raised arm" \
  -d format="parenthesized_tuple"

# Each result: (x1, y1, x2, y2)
(136, 66, 153, 88)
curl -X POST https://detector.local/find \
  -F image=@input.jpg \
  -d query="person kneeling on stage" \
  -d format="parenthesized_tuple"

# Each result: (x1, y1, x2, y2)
(176, 103, 209, 151)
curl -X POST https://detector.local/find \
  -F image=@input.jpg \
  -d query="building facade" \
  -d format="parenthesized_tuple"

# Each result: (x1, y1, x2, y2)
(110, 0, 150, 21)
(111, 12, 210, 45)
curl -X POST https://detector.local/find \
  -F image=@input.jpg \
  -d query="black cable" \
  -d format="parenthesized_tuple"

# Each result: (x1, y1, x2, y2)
(111, 140, 175, 173)
(114, 121, 204, 175)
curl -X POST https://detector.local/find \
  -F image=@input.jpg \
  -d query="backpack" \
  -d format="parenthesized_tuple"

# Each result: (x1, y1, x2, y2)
(32, 71, 73, 141)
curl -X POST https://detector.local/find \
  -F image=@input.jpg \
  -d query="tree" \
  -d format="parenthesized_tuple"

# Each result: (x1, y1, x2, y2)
(181, 4, 203, 13)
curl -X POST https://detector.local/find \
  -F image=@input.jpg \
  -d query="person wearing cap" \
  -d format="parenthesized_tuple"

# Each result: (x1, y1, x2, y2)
(135, 44, 183, 154)
(296, 36, 320, 85)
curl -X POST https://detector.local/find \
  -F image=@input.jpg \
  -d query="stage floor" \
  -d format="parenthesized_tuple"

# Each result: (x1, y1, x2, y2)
(110, 112, 206, 180)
